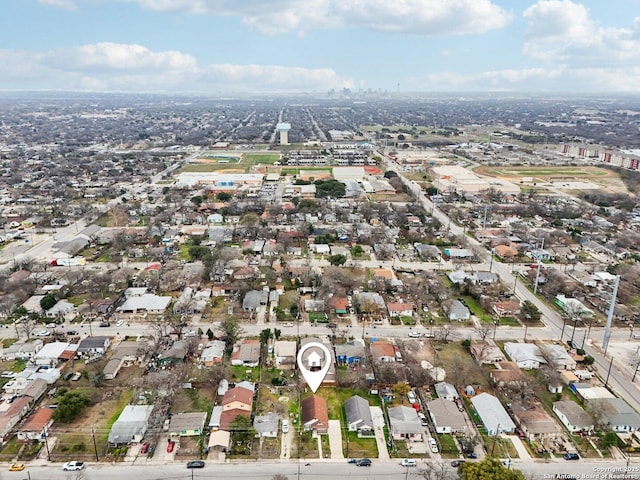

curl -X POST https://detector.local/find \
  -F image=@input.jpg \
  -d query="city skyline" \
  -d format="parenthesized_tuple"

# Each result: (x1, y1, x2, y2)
(1, 0, 640, 94)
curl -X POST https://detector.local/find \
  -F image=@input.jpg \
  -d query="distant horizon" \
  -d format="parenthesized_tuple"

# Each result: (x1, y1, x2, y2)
(1, 89, 640, 101)
(2, 1, 640, 94)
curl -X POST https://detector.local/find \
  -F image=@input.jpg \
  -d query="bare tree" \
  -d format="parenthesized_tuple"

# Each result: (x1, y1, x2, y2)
(475, 324, 492, 343)
(19, 318, 38, 340)
(417, 460, 451, 480)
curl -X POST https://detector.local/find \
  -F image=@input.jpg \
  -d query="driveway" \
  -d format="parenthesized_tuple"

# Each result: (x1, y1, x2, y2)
(327, 420, 344, 459)
(506, 435, 531, 460)
(370, 406, 390, 460)
(280, 428, 294, 460)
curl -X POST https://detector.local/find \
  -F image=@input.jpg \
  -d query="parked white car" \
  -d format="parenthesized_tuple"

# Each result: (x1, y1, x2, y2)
(62, 461, 85, 471)
(428, 438, 439, 453)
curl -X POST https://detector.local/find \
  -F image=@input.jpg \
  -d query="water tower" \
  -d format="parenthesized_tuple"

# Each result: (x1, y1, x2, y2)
(276, 122, 291, 145)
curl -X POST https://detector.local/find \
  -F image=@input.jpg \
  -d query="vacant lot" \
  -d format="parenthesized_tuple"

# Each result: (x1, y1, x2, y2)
(432, 342, 490, 389)
(477, 165, 611, 178)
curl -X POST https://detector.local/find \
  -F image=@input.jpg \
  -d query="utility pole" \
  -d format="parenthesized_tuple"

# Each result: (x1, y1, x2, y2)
(533, 238, 544, 295)
(605, 356, 614, 388)
(92, 424, 99, 461)
(602, 275, 620, 355)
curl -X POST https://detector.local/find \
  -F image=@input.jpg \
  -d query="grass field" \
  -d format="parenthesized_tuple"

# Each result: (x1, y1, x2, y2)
(244, 153, 281, 165)
(475, 165, 612, 178)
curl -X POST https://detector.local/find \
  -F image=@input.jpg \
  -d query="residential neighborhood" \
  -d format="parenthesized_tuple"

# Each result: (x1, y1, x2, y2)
(0, 94, 639, 479)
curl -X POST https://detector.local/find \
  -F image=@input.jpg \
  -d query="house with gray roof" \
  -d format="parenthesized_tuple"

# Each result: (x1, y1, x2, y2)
(344, 395, 374, 437)
(159, 340, 188, 366)
(168, 412, 207, 437)
(335, 342, 366, 366)
(588, 398, 640, 433)
(504, 342, 547, 369)
(108, 405, 153, 445)
(434, 382, 459, 401)
(388, 406, 423, 442)
(77, 336, 111, 358)
(470, 392, 515, 436)
(242, 290, 264, 312)
(448, 300, 470, 321)
(553, 401, 593, 433)
(253, 413, 280, 438)
(427, 398, 467, 434)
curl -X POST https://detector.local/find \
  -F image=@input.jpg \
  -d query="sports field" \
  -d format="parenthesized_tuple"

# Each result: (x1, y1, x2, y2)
(475, 165, 612, 178)
(181, 151, 281, 173)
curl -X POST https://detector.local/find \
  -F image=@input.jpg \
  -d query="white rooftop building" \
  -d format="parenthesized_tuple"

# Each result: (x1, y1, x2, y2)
(471, 392, 516, 436)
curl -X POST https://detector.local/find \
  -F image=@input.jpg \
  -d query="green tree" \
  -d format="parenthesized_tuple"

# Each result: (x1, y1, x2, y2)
(190, 195, 203, 206)
(91, 371, 105, 387)
(52, 391, 90, 423)
(259, 328, 273, 346)
(601, 431, 619, 448)
(328, 254, 347, 266)
(229, 415, 254, 443)
(392, 381, 411, 397)
(206, 328, 214, 340)
(221, 316, 244, 353)
(273, 328, 281, 340)
(583, 355, 595, 366)
(40, 293, 57, 311)
(216, 192, 232, 202)
(349, 245, 363, 257)
(460, 458, 525, 480)
(519, 300, 542, 324)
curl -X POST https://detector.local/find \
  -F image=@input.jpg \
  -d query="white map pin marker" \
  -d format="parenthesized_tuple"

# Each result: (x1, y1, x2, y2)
(297, 342, 331, 393)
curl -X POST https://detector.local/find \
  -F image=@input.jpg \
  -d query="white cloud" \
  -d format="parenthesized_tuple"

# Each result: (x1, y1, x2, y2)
(420, 66, 640, 93)
(523, 0, 640, 66)
(46, 43, 198, 72)
(0, 44, 351, 92)
(117, 0, 512, 36)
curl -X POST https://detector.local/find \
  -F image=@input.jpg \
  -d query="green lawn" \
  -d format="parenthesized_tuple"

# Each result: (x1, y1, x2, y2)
(460, 296, 493, 323)
(244, 153, 281, 165)
(310, 387, 341, 419)
(439, 433, 459, 456)
(344, 431, 378, 458)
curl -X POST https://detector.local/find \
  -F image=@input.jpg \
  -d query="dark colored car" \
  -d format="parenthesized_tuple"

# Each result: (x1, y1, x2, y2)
(140, 442, 149, 454)
(563, 453, 580, 460)
(99, 322, 110, 327)
(186, 461, 205, 469)
(451, 460, 466, 467)
(355, 458, 372, 467)
(467, 453, 477, 459)
(67, 330, 79, 336)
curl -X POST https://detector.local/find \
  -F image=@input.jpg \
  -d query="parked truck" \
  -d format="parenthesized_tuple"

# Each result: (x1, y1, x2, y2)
(50, 257, 86, 267)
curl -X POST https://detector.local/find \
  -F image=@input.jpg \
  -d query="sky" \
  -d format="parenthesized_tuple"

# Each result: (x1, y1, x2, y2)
(1, 0, 640, 94)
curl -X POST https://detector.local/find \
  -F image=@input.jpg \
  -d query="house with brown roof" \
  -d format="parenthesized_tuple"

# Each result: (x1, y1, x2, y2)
(0, 397, 31, 443)
(511, 401, 561, 441)
(329, 296, 348, 315)
(17, 407, 54, 442)
(221, 386, 254, 413)
(492, 300, 521, 318)
(490, 362, 526, 387)
(370, 340, 397, 363)
(372, 268, 394, 281)
(231, 339, 260, 367)
(387, 302, 414, 318)
(219, 385, 254, 431)
(494, 244, 518, 259)
(302, 395, 329, 435)
(469, 340, 505, 365)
